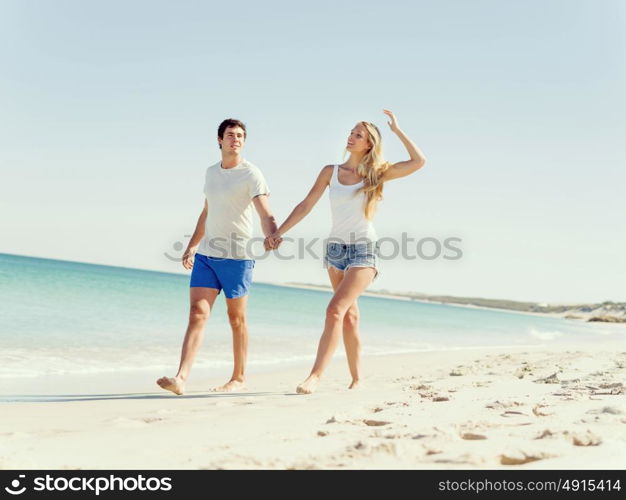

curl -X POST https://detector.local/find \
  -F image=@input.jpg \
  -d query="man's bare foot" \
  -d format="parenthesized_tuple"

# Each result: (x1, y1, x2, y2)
(296, 375, 319, 394)
(348, 379, 360, 390)
(211, 379, 246, 393)
(156, 376, 185, 395)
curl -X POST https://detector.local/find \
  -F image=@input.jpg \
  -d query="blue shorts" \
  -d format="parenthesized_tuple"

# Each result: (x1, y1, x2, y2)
(324, 241, 379, 278)
(190, 254, 255, 299)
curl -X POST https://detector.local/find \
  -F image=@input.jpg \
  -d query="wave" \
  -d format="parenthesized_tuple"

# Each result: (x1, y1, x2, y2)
(528, 328, 564, 341)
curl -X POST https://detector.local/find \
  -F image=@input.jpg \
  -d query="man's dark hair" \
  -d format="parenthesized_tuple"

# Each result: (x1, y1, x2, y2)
(218, 118, 247, 149)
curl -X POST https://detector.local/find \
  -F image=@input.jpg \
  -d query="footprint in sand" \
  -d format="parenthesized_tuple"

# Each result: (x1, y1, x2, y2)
(514, 365, 534, 379)
(345, 440, 399, 458)
(450, 367, 468, 376)
(587, 406, 623, 415)
(535, 429, 557, 440)
(384, 401, 409, 407)
(486, 400, 525, 410)
(423, 446, 443, 456)
(500, 410, 530, 417)
(572, 431, 602, 446)
(417, 391, 432, 398)
(142, 417, 165, 424)
(461, 432, 487, 440)
(409, 383, 432, 391)
(551, 391, 582, 400)
(433, 454, 485, 466)
(561, 377, 582, 386)
(500, 450, 554, 465)
(472, 381, 492, 388)
(593, 383, 624, 396)
(534, 373, 560, 384)
(532, 404, 553, 417)
(379, 432, 426, 440)
(325, 414, 351, 424)
(362, 419, 391, 427)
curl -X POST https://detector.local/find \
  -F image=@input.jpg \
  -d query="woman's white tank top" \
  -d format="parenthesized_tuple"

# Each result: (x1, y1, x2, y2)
(328, 164, 378, 243)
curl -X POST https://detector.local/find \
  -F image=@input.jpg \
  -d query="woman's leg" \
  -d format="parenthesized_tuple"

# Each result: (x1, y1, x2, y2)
(157, 287, 219, 395)
(344, 302, 361, 389)
(297, 266, 376, 394)
(327, 267, 362, 389)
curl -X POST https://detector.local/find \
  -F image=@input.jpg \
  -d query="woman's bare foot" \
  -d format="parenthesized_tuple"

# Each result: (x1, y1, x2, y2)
(211, 378, 246, 393)
(296, 375, 320, 394)
(348, 379, 360, 390)
(156, 376, 185, 395)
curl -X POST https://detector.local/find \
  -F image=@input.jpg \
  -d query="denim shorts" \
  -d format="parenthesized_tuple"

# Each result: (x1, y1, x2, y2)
(324, 241, 379, 277)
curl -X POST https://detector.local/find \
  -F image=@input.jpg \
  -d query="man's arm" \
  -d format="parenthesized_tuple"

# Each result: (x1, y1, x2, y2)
(182, 200, 208, 270)
(252, 195, 278, 248)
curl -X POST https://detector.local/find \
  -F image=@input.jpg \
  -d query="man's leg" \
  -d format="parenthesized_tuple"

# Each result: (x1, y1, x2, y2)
(211, 295, 248, 392)
(157, 286, 219, 395)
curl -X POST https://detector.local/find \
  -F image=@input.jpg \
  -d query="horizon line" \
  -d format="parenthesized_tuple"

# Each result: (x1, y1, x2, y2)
(1, 251, 619, 307)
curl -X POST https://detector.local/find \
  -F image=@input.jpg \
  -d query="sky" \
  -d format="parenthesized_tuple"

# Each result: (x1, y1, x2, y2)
(1, 0, 625, 303)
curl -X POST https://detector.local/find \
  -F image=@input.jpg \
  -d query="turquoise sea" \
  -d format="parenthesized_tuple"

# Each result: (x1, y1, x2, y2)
(1, 253, 624, 380)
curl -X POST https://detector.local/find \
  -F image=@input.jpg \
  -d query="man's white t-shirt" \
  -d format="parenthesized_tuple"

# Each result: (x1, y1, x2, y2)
(196, 159, 270, 260)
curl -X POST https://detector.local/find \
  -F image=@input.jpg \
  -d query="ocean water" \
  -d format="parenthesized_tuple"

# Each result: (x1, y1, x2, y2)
(1, 253, 624, 379)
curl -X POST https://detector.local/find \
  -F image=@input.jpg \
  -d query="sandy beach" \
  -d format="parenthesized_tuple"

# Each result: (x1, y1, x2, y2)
(2, 344, 625, 470)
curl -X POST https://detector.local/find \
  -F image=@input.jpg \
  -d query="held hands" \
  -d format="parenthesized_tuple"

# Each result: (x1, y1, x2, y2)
(264, 231, 283, 251)
(383, 109, 400, 134)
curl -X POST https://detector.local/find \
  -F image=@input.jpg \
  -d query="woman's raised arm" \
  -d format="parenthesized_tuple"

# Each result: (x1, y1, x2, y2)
(381, 110, 427, 182)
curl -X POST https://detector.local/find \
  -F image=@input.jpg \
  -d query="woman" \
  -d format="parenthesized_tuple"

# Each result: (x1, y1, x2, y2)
(267, 110, 427, 394)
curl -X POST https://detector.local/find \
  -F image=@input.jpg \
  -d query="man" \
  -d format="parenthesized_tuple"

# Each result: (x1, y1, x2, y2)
(157, 118, 277, 394)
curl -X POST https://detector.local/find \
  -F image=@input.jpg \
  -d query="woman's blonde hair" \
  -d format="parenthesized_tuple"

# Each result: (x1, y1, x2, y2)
(355, 121, 390, 219)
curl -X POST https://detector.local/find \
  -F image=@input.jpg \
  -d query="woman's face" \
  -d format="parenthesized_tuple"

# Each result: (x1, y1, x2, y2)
(346, 123, 372, 153)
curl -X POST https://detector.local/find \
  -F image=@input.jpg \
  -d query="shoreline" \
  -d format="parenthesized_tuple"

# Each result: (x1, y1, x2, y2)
(269, 282, 583, 321)
(273, 282, 626, 323)
(0, 343, 554, 397)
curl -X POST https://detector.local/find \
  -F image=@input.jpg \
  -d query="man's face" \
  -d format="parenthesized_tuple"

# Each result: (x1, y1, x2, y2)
(219, 126, 246, 153)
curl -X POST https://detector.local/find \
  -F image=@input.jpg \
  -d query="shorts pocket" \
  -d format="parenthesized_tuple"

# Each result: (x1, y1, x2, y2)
(326, 243, 346, 259)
